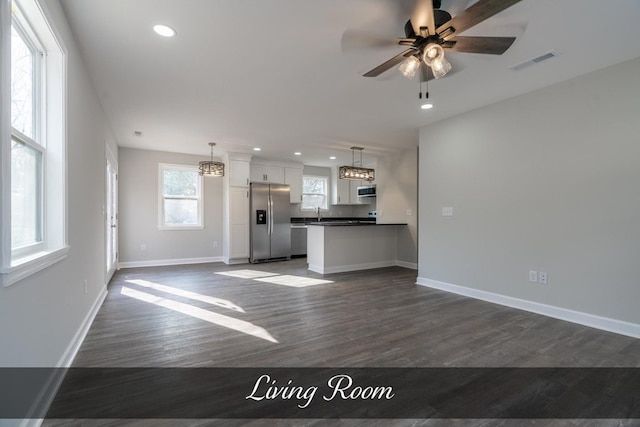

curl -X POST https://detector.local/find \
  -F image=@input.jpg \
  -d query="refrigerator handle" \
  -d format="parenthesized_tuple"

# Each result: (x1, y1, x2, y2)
(268, 195, 273, 236)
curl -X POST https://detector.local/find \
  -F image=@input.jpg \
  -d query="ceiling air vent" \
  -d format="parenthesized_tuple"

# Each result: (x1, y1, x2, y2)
(510, 50, 559, 71)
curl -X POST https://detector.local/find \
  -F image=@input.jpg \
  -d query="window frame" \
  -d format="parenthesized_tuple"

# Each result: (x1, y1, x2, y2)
(301, 175, 329, 211)
(1, 0, 69, 287)
(10, 134, 45, 257)
(10, 13, 45, 257)
(158, 163, 204, 230)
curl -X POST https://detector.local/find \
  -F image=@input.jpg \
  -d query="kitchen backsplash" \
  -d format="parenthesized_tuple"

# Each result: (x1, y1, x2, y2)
(289, 203, 372, 218)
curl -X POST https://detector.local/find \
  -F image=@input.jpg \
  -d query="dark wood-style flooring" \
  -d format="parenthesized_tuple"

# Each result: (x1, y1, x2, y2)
(46, 259, 640, 426)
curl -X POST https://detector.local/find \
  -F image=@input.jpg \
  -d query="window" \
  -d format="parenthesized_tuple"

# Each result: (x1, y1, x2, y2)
(301, 175, 328, 210)
(1, 0, 68, 287)
(11, 18, 44, 256)
(158, 164, 203, 229)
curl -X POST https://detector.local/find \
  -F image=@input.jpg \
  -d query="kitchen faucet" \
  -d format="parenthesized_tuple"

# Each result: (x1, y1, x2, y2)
(317, 207, 322, 222)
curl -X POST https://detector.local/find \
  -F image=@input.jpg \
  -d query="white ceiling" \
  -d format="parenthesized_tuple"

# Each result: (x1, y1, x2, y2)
(60, 0, 640, 167)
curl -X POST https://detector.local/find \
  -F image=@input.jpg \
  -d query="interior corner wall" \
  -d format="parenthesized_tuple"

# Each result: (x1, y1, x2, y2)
(118, 147, 223, 265)
(418, 56, 640, 324)
(0, 0, 115, 366)
(377, 147, 418, 265)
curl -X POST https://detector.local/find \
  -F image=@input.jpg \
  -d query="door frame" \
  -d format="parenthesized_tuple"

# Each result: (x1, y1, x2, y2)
(105, 143, 118, 283)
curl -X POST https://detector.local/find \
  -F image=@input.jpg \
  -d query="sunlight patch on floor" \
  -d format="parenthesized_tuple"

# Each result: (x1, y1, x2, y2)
(125, 279, 245, 313)
(216, 269, 334, 288)
(120, 287, 278, 343)
(255, 275, 334, 288)
(216, 269, 279, 279)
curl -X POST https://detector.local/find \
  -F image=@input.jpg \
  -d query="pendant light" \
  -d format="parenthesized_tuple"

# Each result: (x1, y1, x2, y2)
(339, 147, 375, 182)
(198, 142, 225, 177)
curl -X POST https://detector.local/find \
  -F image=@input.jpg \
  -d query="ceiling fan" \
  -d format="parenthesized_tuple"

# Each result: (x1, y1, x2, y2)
(350, 0, 523, 81)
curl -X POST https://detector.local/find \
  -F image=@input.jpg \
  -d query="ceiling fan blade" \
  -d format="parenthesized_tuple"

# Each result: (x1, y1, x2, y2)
(411, 0, 436, 36)
(341, 30, 403, 52)
(436, 0, 522, 40)
(447, 36, 516, 55)
(363, 49, 417, 77)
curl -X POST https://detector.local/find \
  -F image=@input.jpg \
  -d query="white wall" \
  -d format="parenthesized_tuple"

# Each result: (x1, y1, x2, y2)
(118, 147, 223, 266)
(376, 148, 419, 266)
(418, 57, 640, 325)
(0, 0, 115, 366)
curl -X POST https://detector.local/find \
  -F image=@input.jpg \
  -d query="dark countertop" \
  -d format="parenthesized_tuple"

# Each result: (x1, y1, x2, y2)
(290, 217, 375, 225)
(308, 222, 407, 226)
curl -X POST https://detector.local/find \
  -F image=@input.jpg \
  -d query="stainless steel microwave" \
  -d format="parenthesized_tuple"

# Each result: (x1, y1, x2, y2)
(356, 185, 376, 198)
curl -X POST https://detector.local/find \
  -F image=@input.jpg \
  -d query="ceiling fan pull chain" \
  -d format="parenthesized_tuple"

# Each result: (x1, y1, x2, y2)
(419, 79, 430, 100)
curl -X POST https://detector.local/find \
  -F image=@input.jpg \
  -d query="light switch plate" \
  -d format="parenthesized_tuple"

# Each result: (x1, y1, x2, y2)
(442, 207, 453, 216)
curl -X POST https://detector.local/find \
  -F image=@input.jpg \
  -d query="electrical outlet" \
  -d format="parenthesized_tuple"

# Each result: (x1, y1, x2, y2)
(539, 272, 548, 284)
(83, 279, 88, 294)
(141, 243, 146, 251)
(213, 241, 218, 248)
(529, 270, 538, 283)
(406, 209, 412, 216)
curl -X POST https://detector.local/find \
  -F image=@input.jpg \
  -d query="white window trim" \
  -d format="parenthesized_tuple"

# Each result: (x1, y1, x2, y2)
(301, 175, 329, 211)
(158, 163, 204, 230)
(0, 0, 68, 287)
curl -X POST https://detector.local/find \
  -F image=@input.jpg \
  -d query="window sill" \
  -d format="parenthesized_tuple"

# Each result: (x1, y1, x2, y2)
(1, 246, 70, 287)
(157, 226, 205, 231)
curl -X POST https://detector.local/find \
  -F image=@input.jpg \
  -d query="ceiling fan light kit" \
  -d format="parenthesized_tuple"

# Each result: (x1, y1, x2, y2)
(199, 142, 225, 177)
(353, 0, 522, 83)
(422, 43, 443, 66)
(399, 55, 421, 79)
(430, 56, 451, 79)
(339, 147, 375, 182)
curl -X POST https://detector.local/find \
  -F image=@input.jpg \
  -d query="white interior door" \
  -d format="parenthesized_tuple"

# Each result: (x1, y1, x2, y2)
(106, 157, 118, 281)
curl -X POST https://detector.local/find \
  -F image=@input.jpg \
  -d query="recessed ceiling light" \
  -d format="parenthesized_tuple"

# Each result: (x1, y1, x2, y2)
(294, 152, 301, 156)
(421, 103, 434, 110)
(253, 147, 261, 151)
(329, 156, 336, 160)
(153, 24, 176, 37)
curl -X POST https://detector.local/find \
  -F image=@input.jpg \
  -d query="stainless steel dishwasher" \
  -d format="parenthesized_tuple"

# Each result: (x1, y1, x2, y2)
(290, 224, 308, 257)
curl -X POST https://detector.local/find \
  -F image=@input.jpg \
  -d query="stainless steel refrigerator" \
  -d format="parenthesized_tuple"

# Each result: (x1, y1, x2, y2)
(249, 183, 291, 263)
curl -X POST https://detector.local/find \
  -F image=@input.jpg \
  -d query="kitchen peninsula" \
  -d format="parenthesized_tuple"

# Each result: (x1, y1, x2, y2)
(307, 221, 408, 274)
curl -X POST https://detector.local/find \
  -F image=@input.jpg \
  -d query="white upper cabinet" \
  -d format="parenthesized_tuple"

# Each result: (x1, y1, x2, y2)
(331, 166, 351, 205)
(229, 159, 250, 187)
(250, 164, 284, 184)
(284, 167, 303, 203)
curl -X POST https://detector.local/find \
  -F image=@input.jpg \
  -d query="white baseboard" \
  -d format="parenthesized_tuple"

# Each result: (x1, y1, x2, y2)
(17, 287, 108, 427)
(222, 257, 249, 265)
(310, 260, 397, 275)
(57, 287, 108, 367)
(118, 256, 224, 269)
(416, 277, 640, 339)
(309, 260, 417, 274)
(395, 260, 418, 270)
